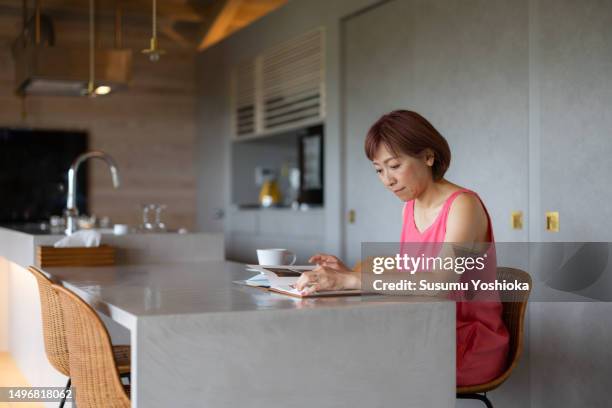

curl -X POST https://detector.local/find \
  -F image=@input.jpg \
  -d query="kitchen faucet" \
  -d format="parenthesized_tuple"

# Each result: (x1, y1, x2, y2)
(65, 151, 120, 235)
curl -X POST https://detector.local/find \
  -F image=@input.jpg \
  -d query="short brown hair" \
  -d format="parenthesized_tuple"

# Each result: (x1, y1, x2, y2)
(364, 110, 451, 181)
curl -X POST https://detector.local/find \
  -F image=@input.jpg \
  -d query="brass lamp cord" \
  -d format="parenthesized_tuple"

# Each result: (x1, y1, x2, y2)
(19, 0, 28, 118)
(88, 0, 95, 95)
(22, 0, 27, 37)
(114, 4, 123, 49)
(152, 0, 156, 40)
(35, 0, 40, 44)
(142, 0, 164, 60)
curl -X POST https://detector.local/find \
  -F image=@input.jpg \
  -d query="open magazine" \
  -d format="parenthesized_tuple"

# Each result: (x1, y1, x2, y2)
(235, 264, 362, 298)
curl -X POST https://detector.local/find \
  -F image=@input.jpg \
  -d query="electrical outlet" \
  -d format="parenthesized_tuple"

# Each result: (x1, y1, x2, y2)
(348, 209, 355, 224)
(545, 211, 559, 232)
(511, 211, 523, 230)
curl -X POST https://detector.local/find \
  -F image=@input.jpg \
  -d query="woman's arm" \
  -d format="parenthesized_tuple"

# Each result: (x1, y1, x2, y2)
(445, 193, 489, 244)
(296, 193, 490, 295)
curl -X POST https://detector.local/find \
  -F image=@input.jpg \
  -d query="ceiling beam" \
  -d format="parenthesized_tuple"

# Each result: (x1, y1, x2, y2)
(0, 0, 286, 51)
(197, 0, 242, 51)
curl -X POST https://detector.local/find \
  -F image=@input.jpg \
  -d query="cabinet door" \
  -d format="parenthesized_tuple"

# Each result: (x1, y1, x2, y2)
(537, 0, 612, 242)
(197, 47, 229, 233)
(342, 0, 529, 265)
(529, 1, 612, 406)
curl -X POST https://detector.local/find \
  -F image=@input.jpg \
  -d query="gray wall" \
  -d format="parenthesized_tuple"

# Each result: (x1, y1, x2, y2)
(196, 0, 612, 406)
(529, 1, 612, 407)
(342, 0, 529, 265)
(196, 0, 380, 254)
(342, 2, 531, 407)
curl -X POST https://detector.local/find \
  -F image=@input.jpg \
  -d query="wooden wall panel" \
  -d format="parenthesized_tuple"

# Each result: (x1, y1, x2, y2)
(0, 12, 197, 230)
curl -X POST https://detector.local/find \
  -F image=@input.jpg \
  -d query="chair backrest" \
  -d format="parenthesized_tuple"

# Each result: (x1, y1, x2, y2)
(27, 266, 70, 376)
(497, 267, 532, 371)
(52, 283, 130, 408)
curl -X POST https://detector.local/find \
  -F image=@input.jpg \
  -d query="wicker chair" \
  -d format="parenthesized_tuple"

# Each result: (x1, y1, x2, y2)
(456, 267, 532, 408)
(28, 266, 130, 407)
(53, 282, 131, 408)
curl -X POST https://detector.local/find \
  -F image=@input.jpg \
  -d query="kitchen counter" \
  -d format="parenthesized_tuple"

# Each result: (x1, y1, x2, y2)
(0, 227, 455, 407)
(42, 260, 446, 327)
(0, 226, 225, 266)
(44, 261, 373, 329)
(0, 226, 224, 408)
(43, 261, 455, 408)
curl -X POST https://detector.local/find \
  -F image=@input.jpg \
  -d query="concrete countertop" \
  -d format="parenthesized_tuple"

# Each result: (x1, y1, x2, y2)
(41, 260, 446, 330)
(0, 226, 225, 266)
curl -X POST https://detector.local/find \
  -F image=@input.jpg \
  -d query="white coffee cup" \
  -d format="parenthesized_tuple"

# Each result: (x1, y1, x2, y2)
(257, 248, 296, 266)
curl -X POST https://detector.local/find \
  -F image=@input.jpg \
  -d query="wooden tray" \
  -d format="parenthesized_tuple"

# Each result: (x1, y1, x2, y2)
(36, 245, 116, 267)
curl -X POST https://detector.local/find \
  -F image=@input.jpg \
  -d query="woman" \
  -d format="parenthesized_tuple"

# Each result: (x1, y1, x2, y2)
(295, 110, 509, 386)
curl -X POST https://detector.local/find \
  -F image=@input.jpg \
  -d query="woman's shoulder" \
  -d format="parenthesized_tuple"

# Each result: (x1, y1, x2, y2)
(444, 185, 489, 241)
(442, 183, 485, 213)
(441, 183, 482, 205)
(448, 191, 485, 216)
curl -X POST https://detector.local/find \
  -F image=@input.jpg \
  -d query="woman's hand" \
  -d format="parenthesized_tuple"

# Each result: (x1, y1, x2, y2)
(295, 255, 360, 296)
(308, 253, 351, 271)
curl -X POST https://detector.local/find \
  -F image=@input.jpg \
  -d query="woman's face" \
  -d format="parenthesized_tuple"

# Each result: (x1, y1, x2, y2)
(371, 144, 434, 201)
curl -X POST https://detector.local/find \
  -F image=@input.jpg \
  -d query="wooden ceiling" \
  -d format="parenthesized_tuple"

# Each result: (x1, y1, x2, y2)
(0, 0, 287, 50)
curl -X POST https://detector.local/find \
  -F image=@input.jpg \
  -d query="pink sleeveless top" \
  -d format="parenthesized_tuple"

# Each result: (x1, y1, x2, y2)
(400, 189, 509, 386)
